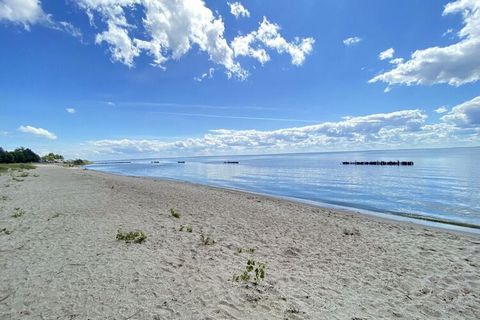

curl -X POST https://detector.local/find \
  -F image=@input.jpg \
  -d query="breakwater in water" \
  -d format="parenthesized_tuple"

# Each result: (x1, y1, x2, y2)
(342, 161, 414, 166)
(87, 147, 480, 228)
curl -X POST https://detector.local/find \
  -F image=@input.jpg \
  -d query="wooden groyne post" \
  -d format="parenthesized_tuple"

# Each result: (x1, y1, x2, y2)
(342, 161, 414, 166)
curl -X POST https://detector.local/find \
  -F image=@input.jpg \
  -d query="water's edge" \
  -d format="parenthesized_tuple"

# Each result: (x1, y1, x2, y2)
(85, 167, 480, 235)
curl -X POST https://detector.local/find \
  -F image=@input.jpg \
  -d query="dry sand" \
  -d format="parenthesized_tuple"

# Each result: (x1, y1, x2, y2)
(0, 165, 479, 319)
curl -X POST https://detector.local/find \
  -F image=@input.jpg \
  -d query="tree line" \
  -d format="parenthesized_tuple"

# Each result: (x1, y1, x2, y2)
(0, 147, 41, 163)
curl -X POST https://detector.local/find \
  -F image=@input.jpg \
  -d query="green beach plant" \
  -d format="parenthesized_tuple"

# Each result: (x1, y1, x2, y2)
(0, 163, 36, 172)
(200, 234, 215, 245)
(170, 208, 180, 219)
(116, 229, 147, 243)
(237, 247, 256, 254)
(233, 259, 266, 284)
(179, 225, 193, 232)
(12, 207, 25, 218)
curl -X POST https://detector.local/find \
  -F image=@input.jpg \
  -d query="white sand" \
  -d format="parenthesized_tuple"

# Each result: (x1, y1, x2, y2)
(0, 165, 479, 319)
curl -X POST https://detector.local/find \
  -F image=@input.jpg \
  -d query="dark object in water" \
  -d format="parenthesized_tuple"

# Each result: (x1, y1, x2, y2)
(224, 161, 239, 164)
(94, 161, 131, 165)
(177, 161, 185, 164)
(342, 161, 414, 166)
(151, 161, 160, 164)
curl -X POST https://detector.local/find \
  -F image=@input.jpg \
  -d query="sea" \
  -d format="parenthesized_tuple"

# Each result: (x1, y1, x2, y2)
(87, 147, 480, 232)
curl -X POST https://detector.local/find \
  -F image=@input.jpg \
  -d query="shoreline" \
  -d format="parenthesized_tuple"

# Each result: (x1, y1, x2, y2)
(1, 165, 479, 319)
(85, 166, 480, 235)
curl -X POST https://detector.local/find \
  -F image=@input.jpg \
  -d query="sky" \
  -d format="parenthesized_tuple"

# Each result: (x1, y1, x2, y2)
(0, 0, 479, 160)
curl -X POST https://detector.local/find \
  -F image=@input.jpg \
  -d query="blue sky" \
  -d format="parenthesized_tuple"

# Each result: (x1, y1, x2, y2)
(0, 0, 479, 159)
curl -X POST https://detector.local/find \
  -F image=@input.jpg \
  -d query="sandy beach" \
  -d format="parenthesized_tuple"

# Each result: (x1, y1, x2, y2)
(0, 165, 479, 319)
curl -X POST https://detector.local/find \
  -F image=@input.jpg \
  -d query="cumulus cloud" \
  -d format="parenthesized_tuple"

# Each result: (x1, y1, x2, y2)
(0, 0, 80, 36)
(18, 125, 57, 140)
(343, 36, 362, 46)
(81, 0, 247, 78)
(66, 107, 76, 114)
(87, 95, 480, 157)
(441, 95, 480, 126)
(231, 17, 315, 66)
(88, 109, 433, 155)
(370, 0, 480, 87)
(0, 0, 46, 29)
(78, 1, 313, 78)
(228, 2, 250, 19)
(434, 106, 449, 114)
(379, 48, 394, 60)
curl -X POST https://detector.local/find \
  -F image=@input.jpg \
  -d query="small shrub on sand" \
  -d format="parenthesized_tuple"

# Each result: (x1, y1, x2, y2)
(116, 230, 147, 243)
(17, 171, 29, 178)
(237, 247, 256, 254)
(12, 207, 25, 218)
(179, 225, 193, 232)
(11, 177, 24, 182)
(0, 196, 9, 201)
(233, 259, 266, 284)
(170, 208, 180, 219)
(0, 163, 36, 172)
(342, 228, 360, 236)
(200, 234, 215, 245)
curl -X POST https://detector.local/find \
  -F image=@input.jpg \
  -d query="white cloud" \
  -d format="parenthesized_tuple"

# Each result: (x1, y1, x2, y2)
(86, 95, 480, 157)
(0, 130, 8, 136)
(379, 48, 395, 60)
(89, 109, 433, 155)
(231, 17, 315, 66)
(228, 2, 250, 19)
(343, 36, 362, 46)
(78, 1, 313, 78)
(443, 28, 455, 37)
(370, 0, 480, 87)
(18, 125, 57, 140)
(434, 106, 449, 114)
(66, 107, 76, 114)
(194, 67, 215, 82)
(441, 95, 480, 126)
(389, 58, 404, 64)
(0, 0, 81, 36)
(78, 0, 247, 77)
(0, 0, 46, 30)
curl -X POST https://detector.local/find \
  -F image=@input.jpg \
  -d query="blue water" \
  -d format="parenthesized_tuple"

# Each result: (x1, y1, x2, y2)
(87, 147, 480, 228)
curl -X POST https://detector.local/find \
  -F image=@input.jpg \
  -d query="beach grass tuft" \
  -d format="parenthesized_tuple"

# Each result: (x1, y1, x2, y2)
(237, 247, 256, 254)
(233, 259, 266, 284)
(12, 208, 25, 218)
(200, 234, 215, 245)
(179, 225, 193, 232)
(0, 163, 36, 173)
(170, 208, 180, 219)
(116, 229, 147, 243)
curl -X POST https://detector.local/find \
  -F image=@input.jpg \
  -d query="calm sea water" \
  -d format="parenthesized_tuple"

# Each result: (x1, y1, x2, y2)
(87, 147, 480, 229)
